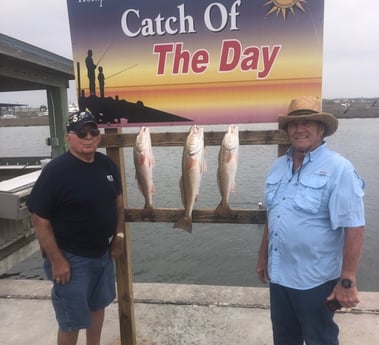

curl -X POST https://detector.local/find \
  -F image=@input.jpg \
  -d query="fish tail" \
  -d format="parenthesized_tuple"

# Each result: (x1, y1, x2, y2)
(214, 202, 231, 217)
(141, 205, 154, 219)
(173, 216, 192, 233)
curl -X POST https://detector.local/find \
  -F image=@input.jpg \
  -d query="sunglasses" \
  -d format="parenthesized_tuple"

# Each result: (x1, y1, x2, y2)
(71, 128, 100, 139)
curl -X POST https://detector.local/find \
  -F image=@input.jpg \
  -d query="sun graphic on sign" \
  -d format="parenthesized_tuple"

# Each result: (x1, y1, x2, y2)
(264, 0, 306, 20)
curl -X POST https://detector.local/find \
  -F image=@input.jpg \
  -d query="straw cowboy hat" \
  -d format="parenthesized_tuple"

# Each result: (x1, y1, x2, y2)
(278, 96, 338, 137)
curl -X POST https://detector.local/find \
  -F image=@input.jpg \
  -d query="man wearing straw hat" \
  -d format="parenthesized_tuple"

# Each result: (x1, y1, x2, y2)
(256, 96, 365, 345)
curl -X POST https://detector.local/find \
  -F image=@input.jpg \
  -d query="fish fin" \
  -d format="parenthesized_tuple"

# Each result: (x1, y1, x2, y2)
(201, 159, 207, 173)
(227, 152, 234, 162)
(139, 154, 146, 165)
(186, 158, 197, 170)
(214, 202, 231, 217)
(173, 216, 192, 233)
(149, 154, 155, 168)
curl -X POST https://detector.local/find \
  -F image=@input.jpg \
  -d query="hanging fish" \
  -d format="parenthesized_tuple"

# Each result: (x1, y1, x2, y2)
(215, 125, 239, 216)
(133, 127, 155, 218)
(174, 125, 206, 233)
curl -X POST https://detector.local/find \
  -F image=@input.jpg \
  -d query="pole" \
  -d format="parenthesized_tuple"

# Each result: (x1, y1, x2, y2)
(105, 128, 137, 345)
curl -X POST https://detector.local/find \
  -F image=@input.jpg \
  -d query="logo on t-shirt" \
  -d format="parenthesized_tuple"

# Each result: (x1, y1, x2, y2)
(107, 175, 114, 181)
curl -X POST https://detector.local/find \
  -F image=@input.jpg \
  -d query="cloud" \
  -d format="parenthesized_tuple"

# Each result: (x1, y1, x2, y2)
(322, 0, 379, 97)
(1, 0, 72, 59)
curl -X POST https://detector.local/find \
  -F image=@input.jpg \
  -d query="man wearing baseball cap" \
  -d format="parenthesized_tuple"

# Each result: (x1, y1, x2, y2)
(27, 110, 125, 345)
(256, 96, 365, 345)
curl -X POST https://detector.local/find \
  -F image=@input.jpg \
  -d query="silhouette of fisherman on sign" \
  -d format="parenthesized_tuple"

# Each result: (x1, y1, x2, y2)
(98, 66, 105, 98)
(85, 49, 97, 95)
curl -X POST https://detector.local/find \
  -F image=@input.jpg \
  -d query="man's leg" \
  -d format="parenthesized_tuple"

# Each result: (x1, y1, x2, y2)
(290, 280, 339, 345)
(57, 329, 79, 345)
(270, 283, 303, 345)
(86, 252, 116, 345)
(86, 309, 105, 345)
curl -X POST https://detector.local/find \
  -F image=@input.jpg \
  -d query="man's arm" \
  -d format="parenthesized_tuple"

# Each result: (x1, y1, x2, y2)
(31, 213, 71, 285)
(327, 226, 364, 308)
(110, 194, 125, 259)
(256, 222, 269, 284)
(341, 226, 364, 282)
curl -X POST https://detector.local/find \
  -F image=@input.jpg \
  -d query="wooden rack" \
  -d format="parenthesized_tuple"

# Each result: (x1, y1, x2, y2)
(102, 127, 290, 345)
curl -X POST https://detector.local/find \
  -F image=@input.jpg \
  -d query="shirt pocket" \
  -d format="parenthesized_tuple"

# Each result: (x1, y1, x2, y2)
(294, 173, 328, 213)
(265, 173, 282, 208)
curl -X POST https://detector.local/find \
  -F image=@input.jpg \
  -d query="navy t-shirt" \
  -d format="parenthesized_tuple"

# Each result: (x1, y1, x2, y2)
(27, 151, 122, 257)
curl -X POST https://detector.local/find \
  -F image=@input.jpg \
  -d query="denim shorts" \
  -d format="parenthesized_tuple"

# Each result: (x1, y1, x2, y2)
(44, 250, 116, 332)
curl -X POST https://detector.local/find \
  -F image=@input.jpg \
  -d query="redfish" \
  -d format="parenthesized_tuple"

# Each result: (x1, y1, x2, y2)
(215, 125, 239, 216)
(133, 127, 155, 218)
(174, 125, 206, 233)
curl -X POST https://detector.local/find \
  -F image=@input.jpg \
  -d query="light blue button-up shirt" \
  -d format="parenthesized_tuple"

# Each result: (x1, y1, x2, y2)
(264, 143, 365, 289)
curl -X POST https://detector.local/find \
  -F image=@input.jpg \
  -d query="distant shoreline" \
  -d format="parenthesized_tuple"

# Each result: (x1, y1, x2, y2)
(323, 102, 379, 119)
(0, 116, 49, 127)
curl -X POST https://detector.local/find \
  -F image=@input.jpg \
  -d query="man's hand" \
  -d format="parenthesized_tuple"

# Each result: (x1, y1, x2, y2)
(50, 253, 71, 285)
(110, 235, 124, 259)
(256, 254, 269, 284)
(327, 281, 360, 309)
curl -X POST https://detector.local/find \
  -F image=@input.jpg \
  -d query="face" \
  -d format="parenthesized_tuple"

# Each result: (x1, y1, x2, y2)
(287, 120, 325, 154)
(66, 124, 101, 161)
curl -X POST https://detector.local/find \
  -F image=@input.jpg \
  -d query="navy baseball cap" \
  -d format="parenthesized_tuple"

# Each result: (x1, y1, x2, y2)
(66, 111, 97, 133)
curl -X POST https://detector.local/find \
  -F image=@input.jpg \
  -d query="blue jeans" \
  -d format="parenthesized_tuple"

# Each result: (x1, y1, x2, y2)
(44, 250, 116, 332)
(270, 280, 339, 345)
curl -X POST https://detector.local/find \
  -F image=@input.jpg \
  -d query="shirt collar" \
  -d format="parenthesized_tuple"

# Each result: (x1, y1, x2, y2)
(287, 141, 327, 162)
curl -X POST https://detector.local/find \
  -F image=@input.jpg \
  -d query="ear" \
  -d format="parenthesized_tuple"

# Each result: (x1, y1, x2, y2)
(319, 124, 326, 136)
(65, 133, 71, 145)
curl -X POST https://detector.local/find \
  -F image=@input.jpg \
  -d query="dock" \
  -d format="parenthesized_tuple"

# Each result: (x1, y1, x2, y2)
(0, 280, 378, 345)
(0, 157, 47, 182)
(0, 170, 43, 276)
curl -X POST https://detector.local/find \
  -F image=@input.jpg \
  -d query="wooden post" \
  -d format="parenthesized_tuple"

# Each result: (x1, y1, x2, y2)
(105, 128, 136, 345)
(277, 127, 290, 157)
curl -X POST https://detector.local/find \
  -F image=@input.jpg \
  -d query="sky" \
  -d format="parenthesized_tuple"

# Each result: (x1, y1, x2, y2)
(1, 0, 378, 108)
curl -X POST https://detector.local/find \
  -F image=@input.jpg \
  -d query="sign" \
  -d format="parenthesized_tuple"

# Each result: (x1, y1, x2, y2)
(66, 0, 324, 126)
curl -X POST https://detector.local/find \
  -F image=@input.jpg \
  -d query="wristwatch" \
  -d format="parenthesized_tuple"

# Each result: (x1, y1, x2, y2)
(115, 232, 125, 239)
(340, 278, 353, 288)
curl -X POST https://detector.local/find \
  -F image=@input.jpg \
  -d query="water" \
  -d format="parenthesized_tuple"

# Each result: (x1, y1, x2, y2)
(1, 119, 379, 291)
